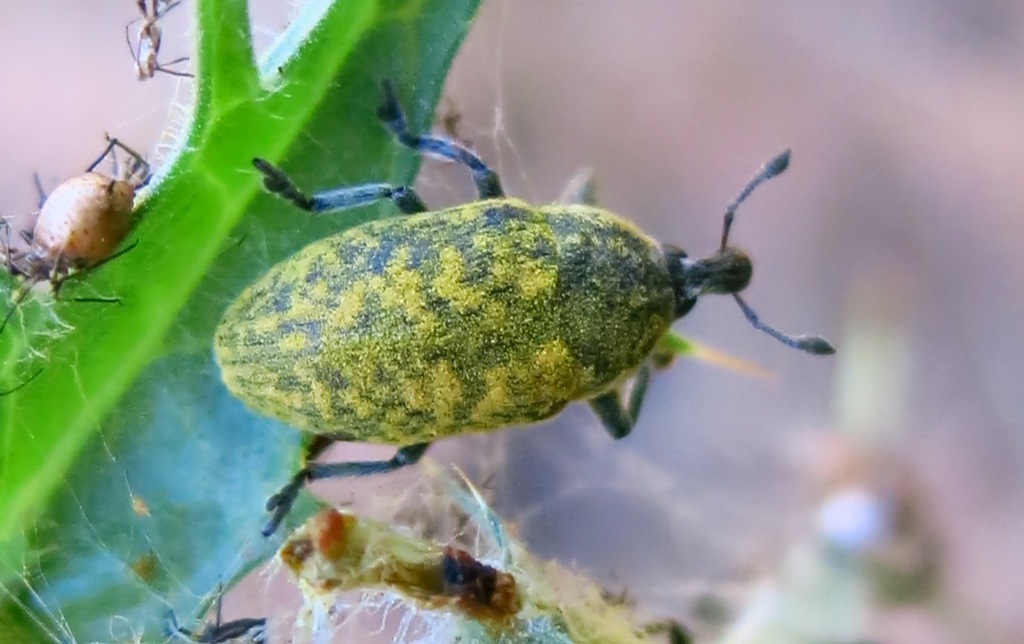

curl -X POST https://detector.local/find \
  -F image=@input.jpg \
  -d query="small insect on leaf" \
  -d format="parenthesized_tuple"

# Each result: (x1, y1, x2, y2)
(126, 0, 192, 81)
(214, 82, 836, 535)
(1, 136, 150, 335)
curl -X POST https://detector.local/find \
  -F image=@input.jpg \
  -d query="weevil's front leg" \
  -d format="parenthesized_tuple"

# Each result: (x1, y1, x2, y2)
(587, 362, 653, 440)
(253, 158, 428, 216)
(262, 442, 432, 537)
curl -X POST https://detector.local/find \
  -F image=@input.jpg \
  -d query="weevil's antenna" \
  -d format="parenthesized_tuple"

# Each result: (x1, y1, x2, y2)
(720, 149, 791, 251)
(716, 150, 835, 355)
(734, 293, 835, 355)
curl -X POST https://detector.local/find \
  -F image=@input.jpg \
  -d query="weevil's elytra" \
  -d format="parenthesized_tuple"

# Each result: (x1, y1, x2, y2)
(216, 199, 675, 442)
(215, 81, 835, 536)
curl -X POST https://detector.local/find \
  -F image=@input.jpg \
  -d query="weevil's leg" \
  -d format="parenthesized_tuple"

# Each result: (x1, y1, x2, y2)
(558, 168, 597, 205)
(377, 80, 504, 199)
(587, 362, 653, 439)
(262, 442, 432, 537)
(253, 158, 427, 216)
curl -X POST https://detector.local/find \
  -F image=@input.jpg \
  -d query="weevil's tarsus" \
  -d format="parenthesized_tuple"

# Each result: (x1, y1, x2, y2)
(253, 158, 427, 215)
(263, 442, 432, 537)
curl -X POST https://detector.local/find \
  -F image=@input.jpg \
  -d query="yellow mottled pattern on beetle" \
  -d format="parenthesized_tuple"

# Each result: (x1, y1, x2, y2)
(214, 198, 675, 444)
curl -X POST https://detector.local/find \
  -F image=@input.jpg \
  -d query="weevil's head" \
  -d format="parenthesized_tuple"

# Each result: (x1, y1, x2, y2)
(665, 244, 752, 318)
(658, 149, 836, 356)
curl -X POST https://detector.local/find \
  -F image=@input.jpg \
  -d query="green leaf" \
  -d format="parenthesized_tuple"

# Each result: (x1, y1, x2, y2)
(0, 0, 481, 639)
(661, 331, 696, 357)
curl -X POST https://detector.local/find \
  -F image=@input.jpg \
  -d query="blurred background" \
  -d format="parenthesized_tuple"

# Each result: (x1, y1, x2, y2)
(1, 1, 1022, 642)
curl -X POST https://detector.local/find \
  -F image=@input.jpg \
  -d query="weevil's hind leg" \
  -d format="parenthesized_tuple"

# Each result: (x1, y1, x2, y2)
(558, 168, 597, 205)
(377, 80, 504, 200)
(262, 442, 432, 537)
(253, 158, 427, 216)
(587, 362, 653, 440)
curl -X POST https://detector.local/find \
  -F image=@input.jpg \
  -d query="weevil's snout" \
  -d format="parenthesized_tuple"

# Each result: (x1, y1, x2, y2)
(664, 245, 752, 319)
(668, 245, 751, 300)
(699, 247, 753, 295)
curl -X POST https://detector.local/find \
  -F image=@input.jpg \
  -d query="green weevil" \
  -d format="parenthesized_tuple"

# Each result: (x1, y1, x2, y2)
(214, 82, 835, 535)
